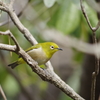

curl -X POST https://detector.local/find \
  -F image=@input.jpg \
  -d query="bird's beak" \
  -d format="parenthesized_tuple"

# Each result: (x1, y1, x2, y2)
(57, 48, 63, 51)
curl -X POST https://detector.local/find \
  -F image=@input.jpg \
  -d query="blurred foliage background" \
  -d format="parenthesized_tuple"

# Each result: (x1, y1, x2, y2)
(0, 0, 100, 100)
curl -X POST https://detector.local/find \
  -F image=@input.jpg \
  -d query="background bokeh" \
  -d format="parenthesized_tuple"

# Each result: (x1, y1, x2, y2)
(0, 0, 100, 100)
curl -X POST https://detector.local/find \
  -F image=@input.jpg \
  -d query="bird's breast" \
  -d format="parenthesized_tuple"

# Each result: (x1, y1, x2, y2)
(27, 47, 49, 65)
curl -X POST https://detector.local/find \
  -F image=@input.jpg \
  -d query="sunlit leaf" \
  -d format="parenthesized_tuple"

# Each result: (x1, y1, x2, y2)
(56, 0, 80, 34)
(43, 0, 56, 8)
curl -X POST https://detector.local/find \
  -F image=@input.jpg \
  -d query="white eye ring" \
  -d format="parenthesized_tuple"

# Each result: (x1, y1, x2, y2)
(50, 46, 54, 49)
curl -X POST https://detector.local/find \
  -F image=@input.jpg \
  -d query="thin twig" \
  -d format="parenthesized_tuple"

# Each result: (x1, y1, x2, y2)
(0, 85, 7, 100)
(80, 0, 100, 32)
(80, 0, 100, 100)
(0, 30, 20, 51)
(80, 0, 93, 30)
(0, 0, 30, 26)
(93, 21, 100, 31)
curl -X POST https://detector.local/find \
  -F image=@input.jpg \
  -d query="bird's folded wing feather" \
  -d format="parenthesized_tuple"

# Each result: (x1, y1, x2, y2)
(25, 44, 40, 52)
(18, 44, 40, 58)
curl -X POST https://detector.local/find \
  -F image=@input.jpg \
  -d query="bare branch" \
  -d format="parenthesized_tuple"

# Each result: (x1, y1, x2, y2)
(0, 30, 20, 51)
(93, 21, 100, 31)
(0, 20, 9, 26)
(80, 0, 100, 32)
(0, 2, 8, 12)
(42, 29, 100, 56)
(80, 0, 93, 30)
(0, 85, 7, 100)
(0, 0, 30, 26)
(0, 43, 16, 51)
(80, 0, 100, 100)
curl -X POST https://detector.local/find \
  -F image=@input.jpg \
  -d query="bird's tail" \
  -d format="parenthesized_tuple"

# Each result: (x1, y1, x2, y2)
(8, 61, 19, 69)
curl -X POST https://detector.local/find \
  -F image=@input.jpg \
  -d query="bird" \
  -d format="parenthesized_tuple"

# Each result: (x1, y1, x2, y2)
(8, 42, 62, 69)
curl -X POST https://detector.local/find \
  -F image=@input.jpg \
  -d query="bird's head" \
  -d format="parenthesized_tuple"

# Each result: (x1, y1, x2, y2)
(41, 42, 62, 58)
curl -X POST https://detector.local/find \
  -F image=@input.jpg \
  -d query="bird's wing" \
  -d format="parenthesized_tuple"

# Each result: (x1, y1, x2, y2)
(18, 44, 40, 58)
(25, 44, 40, 52)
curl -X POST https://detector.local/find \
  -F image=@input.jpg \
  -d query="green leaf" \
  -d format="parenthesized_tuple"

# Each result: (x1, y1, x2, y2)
(56, 0, 80, 34)
(43, 0, 56, 8)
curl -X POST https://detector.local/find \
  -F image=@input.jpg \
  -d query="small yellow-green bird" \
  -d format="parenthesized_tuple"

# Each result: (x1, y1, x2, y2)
(8, 42, 62, 69)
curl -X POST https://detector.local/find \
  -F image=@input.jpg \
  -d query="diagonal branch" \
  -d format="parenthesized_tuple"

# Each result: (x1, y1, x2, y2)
(0, 85, 7, 100)
(80, 0, 100, 32)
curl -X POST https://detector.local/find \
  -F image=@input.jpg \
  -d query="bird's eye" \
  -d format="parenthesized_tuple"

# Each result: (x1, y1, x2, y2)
(50, 46, 54, 49)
